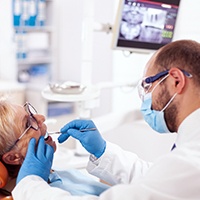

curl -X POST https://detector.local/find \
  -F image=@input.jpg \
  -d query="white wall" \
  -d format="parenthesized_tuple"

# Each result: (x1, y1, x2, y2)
(54, 0, 83, 83)
(173, 0, 200, 42)
(54, 0, 115, 117)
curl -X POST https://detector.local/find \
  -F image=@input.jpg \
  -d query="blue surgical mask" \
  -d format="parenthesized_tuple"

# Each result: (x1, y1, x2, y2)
(141, 91, 177, 134)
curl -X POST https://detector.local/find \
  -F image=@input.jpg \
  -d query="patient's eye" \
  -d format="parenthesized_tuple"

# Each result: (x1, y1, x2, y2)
(25, 116, 38, 130)
(25, 115, 33, 129)
(26, 119, 31, 129)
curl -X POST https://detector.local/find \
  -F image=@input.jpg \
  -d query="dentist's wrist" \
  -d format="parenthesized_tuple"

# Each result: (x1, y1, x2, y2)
(89, 154, 99, 162)
(90, 144, 106, 162)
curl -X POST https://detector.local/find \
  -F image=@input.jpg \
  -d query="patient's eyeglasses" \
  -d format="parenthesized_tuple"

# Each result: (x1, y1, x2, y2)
(8, 102, 39, 151)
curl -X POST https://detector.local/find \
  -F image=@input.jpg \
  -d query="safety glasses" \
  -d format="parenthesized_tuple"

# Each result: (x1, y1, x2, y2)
(138, 69, 192, 101)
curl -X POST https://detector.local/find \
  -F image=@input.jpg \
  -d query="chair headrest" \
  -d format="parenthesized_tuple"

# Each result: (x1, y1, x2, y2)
(0, 162, 8, 188)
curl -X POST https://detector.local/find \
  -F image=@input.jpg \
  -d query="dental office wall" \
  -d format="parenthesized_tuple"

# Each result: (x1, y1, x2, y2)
(55, 0, 115, 117)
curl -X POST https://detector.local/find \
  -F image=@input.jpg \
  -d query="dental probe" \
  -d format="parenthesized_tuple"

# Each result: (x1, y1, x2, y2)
(47, 127, 97, 135)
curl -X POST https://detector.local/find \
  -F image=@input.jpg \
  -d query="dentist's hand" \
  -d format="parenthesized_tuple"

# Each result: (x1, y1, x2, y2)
(58, 119, 106, 158)
(17, 136, 54, 184)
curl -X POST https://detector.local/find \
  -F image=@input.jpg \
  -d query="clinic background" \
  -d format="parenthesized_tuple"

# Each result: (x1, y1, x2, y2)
(0, 0, 199, 164)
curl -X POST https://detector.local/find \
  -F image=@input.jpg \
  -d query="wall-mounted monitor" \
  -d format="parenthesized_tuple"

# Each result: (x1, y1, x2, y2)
(112, 0, 181, 53)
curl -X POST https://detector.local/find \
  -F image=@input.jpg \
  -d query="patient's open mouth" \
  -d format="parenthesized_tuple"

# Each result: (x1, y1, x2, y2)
(44, 134, 57, 151)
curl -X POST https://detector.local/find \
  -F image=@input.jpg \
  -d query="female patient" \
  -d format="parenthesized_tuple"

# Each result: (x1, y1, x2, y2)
(0, 99, 109, 198)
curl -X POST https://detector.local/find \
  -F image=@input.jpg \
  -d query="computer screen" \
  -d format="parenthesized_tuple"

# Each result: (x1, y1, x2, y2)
(112, 0, 181, 53)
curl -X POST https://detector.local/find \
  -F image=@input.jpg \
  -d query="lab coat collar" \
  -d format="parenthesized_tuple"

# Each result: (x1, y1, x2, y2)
(176, 108, 200, 147)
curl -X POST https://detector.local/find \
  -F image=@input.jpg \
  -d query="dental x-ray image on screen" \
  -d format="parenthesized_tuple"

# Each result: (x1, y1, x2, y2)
(112, 0, 181, 53)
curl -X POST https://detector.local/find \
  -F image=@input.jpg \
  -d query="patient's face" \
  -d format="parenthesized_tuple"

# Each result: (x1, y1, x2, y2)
(13, 104, 57, 157)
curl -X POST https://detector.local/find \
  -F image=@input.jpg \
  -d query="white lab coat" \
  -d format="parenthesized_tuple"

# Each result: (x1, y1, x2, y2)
(12, 109, 200, 200)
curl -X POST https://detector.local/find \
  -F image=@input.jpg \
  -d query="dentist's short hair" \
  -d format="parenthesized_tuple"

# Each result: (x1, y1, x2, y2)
(154, 39, 200, 86)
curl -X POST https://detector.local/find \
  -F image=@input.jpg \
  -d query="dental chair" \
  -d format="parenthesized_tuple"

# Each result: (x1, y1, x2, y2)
(0, 162, 13, 200)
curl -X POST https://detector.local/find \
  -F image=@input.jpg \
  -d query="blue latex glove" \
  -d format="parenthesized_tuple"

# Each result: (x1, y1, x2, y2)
(58, 119, 106, 158)
(17, 136, 54, 184)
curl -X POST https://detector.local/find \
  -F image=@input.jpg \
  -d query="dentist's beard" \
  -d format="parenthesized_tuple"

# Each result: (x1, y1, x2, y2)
(160, 88, 178, 133)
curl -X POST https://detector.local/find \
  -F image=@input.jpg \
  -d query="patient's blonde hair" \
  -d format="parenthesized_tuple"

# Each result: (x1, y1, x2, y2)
(0, 99, 20, 156)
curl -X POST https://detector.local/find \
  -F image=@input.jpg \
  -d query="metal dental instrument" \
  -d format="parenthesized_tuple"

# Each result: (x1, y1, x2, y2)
(47, 127, 97, 136)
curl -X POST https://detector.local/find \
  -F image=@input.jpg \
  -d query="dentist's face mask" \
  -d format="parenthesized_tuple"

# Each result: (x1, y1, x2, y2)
(138, 69, 192, 133)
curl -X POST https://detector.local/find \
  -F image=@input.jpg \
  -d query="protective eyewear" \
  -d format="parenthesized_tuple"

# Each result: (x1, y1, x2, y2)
(8, 102, 39, 151)
(138, 69, 192, 101)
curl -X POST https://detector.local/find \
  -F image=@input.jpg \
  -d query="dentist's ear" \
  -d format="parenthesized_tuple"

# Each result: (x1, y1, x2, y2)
(169, 68, 186, 94)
